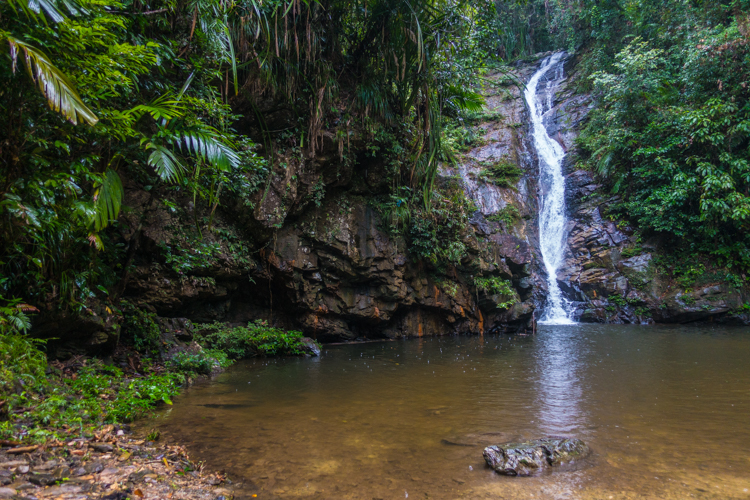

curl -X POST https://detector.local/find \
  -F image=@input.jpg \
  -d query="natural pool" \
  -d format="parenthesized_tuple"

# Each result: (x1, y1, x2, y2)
(147, 324, 750, 499)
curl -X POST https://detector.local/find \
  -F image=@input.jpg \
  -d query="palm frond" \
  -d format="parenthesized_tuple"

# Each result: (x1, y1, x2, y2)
(7, 0, 67, 23)
(444, 85, 484, 113)
(5, 311, 32, 332)
(176, 72, 195, 101)
(144, 142, 186, 182)
(126, 93, 185, 121)
(92, 169, 123, 231)
(174, 130, 240, 172)
(6, 36, 98, 125)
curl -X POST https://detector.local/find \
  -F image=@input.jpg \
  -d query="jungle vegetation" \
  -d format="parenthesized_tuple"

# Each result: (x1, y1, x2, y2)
(572, 0, 750, 273)
(490, 0, 750, 274)
(5, 0, 746, 332)
(0, 0, 749, 440)
(0, 0, 496, 323)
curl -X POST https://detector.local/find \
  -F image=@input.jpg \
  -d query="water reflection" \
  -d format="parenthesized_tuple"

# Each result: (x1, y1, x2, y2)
(145, 325, 750, 500)
(535, 326, 585, 435)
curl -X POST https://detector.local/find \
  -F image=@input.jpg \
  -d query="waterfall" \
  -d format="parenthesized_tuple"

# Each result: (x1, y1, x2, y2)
(524, 53, 575, 325)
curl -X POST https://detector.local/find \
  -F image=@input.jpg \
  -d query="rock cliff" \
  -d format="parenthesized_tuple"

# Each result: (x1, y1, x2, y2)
(99, 62, 551, 345)
(36, 54, 749, 355)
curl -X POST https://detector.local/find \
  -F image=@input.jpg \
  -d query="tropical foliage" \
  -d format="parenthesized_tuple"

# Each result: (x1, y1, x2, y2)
(0, 0, 262, 315)
(230, 0, 487, 198)
(3, 0, 746, 340)
(576, 3, 750, 270)
(474, 275, 517, 309)
(195, 320, 313, 357)
(0, 0, 498, 321)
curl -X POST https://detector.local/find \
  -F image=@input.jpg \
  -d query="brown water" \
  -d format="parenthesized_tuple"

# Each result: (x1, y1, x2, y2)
(149, 324, 750, 499)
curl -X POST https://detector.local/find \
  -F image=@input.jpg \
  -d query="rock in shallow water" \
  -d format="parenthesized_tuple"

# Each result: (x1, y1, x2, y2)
(300, 337, 321, 356)
(483, 437, 590, 476)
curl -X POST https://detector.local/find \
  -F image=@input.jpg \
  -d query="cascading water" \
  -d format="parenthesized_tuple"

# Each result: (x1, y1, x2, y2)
(524, 53, 575, 324)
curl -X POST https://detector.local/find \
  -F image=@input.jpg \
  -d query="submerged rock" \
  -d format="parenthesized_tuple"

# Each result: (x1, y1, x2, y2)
(484, 442, 547, 475)
(483, 437, 590, 476)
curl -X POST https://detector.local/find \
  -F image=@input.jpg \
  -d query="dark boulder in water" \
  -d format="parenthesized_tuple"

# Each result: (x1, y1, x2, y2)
(483, 437, 590, 476)
(300, 337, 321, 356)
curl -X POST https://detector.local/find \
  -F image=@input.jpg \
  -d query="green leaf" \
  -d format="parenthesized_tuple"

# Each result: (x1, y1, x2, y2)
(92, 169, 123, 231)
(6, 36, 98, 125)
(126, 93, 185, 122)
(145, 143, 185, 182)
(6, 0, 67, 23)
(174, 130, 240, 172)
(53, 140, 70, 153)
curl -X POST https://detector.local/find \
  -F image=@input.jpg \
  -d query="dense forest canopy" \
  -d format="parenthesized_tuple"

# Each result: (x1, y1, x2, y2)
(1, 0, 749, 331)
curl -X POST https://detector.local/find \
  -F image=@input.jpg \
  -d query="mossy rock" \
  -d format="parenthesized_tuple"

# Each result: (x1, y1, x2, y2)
(483, 437, 590, 476)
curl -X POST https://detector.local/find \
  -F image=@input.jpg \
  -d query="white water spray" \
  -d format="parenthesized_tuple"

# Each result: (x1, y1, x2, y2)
(524, 53, 575, 324)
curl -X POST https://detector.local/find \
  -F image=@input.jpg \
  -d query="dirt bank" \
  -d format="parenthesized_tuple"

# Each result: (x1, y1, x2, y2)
(0, 425, 238, 500)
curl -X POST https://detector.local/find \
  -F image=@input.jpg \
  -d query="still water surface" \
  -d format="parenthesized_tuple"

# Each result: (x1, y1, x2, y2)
(150, 324, 750, 499)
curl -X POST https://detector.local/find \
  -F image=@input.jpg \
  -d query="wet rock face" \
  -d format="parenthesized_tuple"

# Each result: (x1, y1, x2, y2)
(93, 62, 547, 343)
(559, 165, 748, 324)
(112, 179, 537, 342)
(258, 197, 535, 341)
(483, 437, 590, 476)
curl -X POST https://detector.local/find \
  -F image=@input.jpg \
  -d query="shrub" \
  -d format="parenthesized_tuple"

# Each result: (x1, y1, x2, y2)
(0, 333, 47, 400)
(479, 158, 523, 188)
(487, 205, 521, 226)
(169, 350, 231, 375)
(442, 120, 481, 154)
(2, 360, 185, 442)
(579, 32, 750, 271)
(473, 276, 518, 309)
(372, 180, 475, 267)
(50, 362, 183, 424)
(121, 302, 161, 354)
(196, 321, 310, 357)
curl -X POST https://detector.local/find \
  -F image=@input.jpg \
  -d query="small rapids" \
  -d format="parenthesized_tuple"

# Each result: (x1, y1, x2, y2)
(524, 53, 575, 324)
